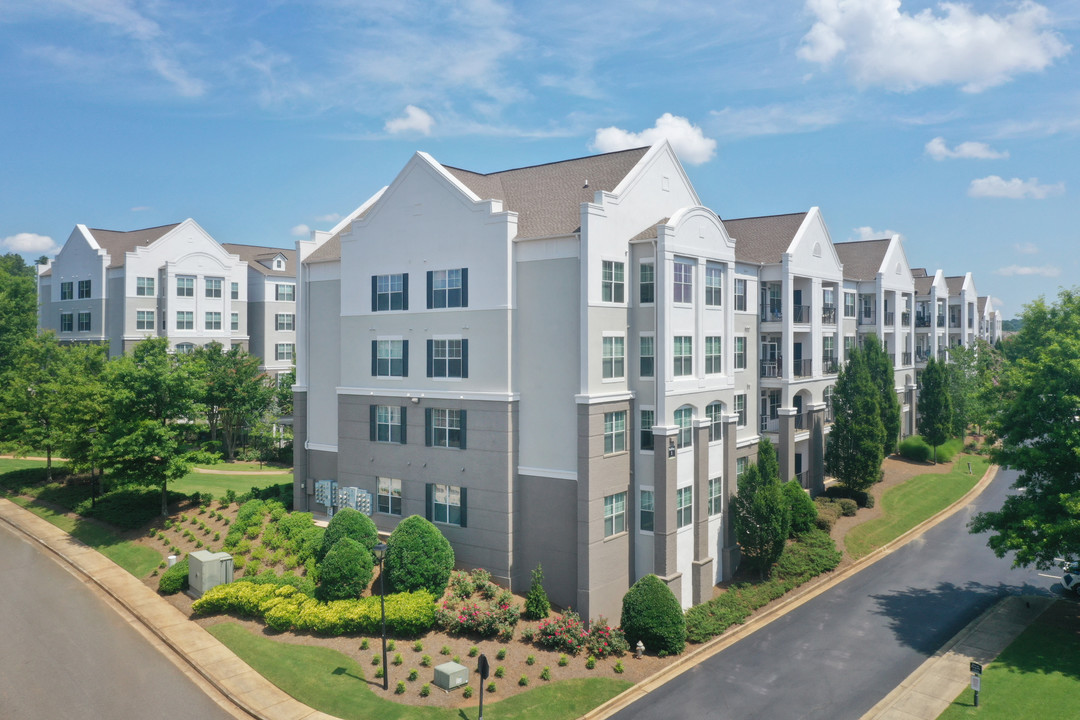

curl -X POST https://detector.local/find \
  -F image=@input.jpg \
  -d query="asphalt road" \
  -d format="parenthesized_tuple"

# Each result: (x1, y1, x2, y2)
(0, 523, 236, 720)
(614, 467, 1054, 720)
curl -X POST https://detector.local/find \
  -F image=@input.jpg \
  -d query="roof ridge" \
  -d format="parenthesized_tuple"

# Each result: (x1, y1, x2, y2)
(725, 211, 807, 222)
(441, 146, 651, 177)
(88, 222, 181, 234)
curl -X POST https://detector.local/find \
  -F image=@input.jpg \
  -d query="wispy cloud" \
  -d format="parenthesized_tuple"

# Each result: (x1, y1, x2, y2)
(290, 224, 311, 237)
(315, 213, 341, 224)
(851, 226, 897, 241)
(798, 0, 1071, 92)
(1014, 242, 1039, 255)
(709, 101, 846, 139)
(994, 264, 1060, 277)
(130, 205, 152, 212)
(592, 113, 717, 165)
(385, 105, 435, 136)
(925, 137, 1008, 161)
(968, 175, 1065, 199)
(1, 232, 58, 255)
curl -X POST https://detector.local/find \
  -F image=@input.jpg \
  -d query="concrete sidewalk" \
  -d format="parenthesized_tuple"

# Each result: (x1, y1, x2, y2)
(860, 594, 1054, 720)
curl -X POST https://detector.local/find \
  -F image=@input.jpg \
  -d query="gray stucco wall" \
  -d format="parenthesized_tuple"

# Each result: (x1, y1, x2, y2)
(513, 472, 577, 610)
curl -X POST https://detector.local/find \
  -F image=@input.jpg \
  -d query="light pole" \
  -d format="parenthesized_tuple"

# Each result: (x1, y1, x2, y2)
(372, 541, 388, 691)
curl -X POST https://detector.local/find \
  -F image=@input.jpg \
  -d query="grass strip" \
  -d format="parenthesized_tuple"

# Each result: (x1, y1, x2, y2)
(172, 473, 291, 499)
(192, 461, 292, 472)
(208, 622, 631, 720)
(845, 454, 989, 559)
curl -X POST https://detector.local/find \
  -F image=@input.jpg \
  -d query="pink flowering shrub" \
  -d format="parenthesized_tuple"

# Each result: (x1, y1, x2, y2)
(536, 610, 629, 657)
(436, 569, 519, 637)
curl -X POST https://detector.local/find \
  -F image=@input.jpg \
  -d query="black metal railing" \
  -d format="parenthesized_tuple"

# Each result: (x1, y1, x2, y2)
(901, 311, 911, 327)
(760, 301, 783, 322)
(822, 305, 837, 324)
(792, 359, 812, 377)
(937, 315, 945, 327)
(858, 314, 876, 325)
(915, 314, 931, 327)
(902, 351, 912, 365)
(821, 355, 839, 374)
(795, 470, 811, 490)
(884, 311, 895, 325)
(792, 305, 811, 324)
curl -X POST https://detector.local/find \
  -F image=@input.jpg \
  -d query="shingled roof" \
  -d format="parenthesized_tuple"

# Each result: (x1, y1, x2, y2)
(88, 223, 181, 268)
(724, 212, 808, 264)
(914, 275, 934, 295)
(834, 238, 891, 281)
(222, 243, 296, 276)
(305, 234, 341, 263)
(945, 276, 966, 295)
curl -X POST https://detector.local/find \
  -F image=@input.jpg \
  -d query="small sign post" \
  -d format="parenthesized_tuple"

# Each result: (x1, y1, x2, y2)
(970, 661, 982, 707)
(477, 654, 490, 720)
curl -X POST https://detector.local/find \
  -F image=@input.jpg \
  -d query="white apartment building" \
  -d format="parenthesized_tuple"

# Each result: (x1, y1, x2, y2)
(945, 273, 979, 348)
(221, 244, 298, 378)
(912, 268, 949, 367)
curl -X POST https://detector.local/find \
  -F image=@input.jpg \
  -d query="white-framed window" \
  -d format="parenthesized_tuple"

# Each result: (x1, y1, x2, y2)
(844, 335, 857, 353)
(676, 486, 693, 529)
(205, 312, 222, 330)
(430, 483, 463, 526)
(705, 264, 722, 307)
(736, 457, 748, 480)
(136, 310, 154, 330)
(673, 336, 693, 377)
(604, 410, 627, 454)
(639, 262, 655, 304)
(77, 279, 91, 299)
(231, 312, 239, 331)
(60, 282, 73, 300)
(734, 278, 747, 311)
(375, 339, 406, 377)
(602, 335, 625, 380)
(734, 336, 747, 370)
(177, 276, 194, 297)
(428, 408, 463, 448)
(708, 477, 723, 515)
(276, 283, 295, 301)
(705, 336, 722, 374)
(429, 269, 465, 309)
(77, 312, 91, 332)
(673, 259, 693, 303)
(205, 277, 223, 298)
(707, 402, 723, 442)
(429, 338, 466, 379)
(675, 405, 693, 449)
(375, 405, 404, 443)
(176, 311, 194, 330)
(844, 292, 856, 318)
(374, 273, 406, 311)
(60, 312, 73, 332)
(276, 343, 295, 361)
(639, 488, 654, 532)
(275, 313, 295, 331)
(639, 335, 654, 378)
(602, 261, 625, 303)
(735, 394, 747, 427)
(175, 342, 195, 354)
(378, 477, 402, 516)
(231, 282, 239, 300)
(640, 408, 654, 451)
(604, 491, 627, 537)
(136, 277, 155, 296)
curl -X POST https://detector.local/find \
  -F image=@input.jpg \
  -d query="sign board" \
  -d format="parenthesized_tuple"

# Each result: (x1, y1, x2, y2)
(478, 654, 490, 680)
(970, 661, 983, 674)
(971, 675, 981, 692)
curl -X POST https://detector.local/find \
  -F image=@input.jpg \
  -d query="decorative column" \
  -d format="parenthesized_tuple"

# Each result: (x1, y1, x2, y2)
(778, 407, 797, 483)
(691, 418, 713, 605)
(907, 382, 918, 437)
(720, 414, 740, 581)
(807, 402, 826, 496)
(652, 426, 682, 604)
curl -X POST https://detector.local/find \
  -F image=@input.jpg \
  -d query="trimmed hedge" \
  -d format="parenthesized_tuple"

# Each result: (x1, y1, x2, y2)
(620, 574, 686, 656)
(384, 515, 454, 597)
(898, 436, 931, 462)
(822, 485, 875, 509)
(783, 480, 817, 535)
(316, 537, 373, 602)
(158, 557, 189, 594)
(317, 508, 378, 561)
(814, 498, 842, 531)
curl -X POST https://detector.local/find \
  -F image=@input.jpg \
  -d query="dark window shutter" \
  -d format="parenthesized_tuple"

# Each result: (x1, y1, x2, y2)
(426, 271, 434, 309)
(371, 340, 377, 376)
(369, 404, 377, 441)
(402, 273, 409, 311)
(425, 408, 432, 447)
(371, 276, 378, 311)
(459, 487, 468, 528)
(401, 340, 409, 377)
(400, 406, 407, 444)
(461, 268, 468, 307)
(425, 483, 433, 522)
(427, 339, 434, 378)
(461, 339, 469, 379)
(459, 409, 467, 450)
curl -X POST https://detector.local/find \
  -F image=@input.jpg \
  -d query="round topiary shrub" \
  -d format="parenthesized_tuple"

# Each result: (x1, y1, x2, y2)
(317, 508, 379, 562)
(620, 574, 686, 656)
(315, 537, 373, 602)
(783, 480, 817, 535)
(384, 515, 454, 597)
(158, 557, 189, 595)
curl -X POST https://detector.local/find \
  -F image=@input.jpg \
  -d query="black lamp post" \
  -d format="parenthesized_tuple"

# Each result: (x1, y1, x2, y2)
(372, 541, 388, 690)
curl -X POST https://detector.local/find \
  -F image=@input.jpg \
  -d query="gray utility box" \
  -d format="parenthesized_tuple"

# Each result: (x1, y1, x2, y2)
(432, 662, 469, 691)
(188, 551, 234, 598)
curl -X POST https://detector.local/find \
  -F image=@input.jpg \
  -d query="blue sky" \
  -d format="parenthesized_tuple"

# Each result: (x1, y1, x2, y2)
(2, 0, 1078, 319)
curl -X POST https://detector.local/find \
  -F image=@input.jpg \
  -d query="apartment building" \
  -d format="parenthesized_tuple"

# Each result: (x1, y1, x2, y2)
(912, 268, 949, 367)
(978, 296, 1002, 345)
(221, 244, 298, 378)
(945, 273, 979, 348)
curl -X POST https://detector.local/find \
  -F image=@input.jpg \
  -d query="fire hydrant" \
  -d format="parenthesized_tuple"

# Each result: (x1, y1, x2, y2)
(635, 640, 645, 659)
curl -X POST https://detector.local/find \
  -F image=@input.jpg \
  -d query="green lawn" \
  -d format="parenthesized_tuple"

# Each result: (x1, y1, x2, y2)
(172, 472, 291, 499)
(193, 461, 292, 472)
(938, 600, 1080, 719)
(845, 454, 989, 559)
(208, 622, 632, 720)
(0, 457, 48, 473)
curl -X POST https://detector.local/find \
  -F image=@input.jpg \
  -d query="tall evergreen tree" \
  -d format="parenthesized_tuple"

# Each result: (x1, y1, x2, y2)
(825, 348, 885, 492)
(863, 334, 902, 455)
(732, 438, 790, 580)
(918, 357, 952, 463)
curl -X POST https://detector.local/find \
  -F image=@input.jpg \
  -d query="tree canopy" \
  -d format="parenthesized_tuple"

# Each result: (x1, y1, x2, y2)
(732, 438, 790, 580)
(189, 342, 275, 461)
(918, 356, 952, 462)
(0, 253, 38, 372)
(863, 334, 901, 455)
(825, 348, 884, 492)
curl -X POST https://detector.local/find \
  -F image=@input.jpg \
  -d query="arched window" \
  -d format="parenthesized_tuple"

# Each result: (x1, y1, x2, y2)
(706, 402, 724, 442)
(175, 342, 195, 355)
(674, 406, 693, 449)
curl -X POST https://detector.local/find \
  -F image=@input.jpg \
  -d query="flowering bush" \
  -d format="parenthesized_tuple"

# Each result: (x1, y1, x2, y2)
(435, 569, 519, 637)
(535, 610, 629, 657)
(583, 616, 630, 658)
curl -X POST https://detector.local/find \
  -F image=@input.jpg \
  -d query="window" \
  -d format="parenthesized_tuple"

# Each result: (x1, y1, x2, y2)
(372, 273, 407, 311)
(176, 311, 194, 330)
(844, 335, 856, 353)
(231, 282, 239, 300)
(602, 261, 624, 303)
(708, 478, 723, 516)
(137, 310, 154, 330)
(276, 283, 295, 301)
(177, 276, 194, 297)
(705, 265, 722, 306)
(77, 280, 91, 299)
(175, 343, 195, 354)
(373, 339, 408, 377)
(275, 343, 295, 361)
(427, 269, 467, 309)
(428, 338, 467, 379)
(427, 408, 464, 449)
(77, 312, 90, 332)
(60, 312, 73, 332)
(231, 312, 239, 331)
(844, 292, 856, 318)
(275, 313, 295, 331)
(675, 406, 693, 449)
(673, 336, 693, 377)
(735, 394, 747, 427)
(205, 277, 222, 298)
(373, 405, 406, 444)
(673, 260, 693, 303)
(640, 409, 654, 451)
(136, 277, 155, 296)
(378, 477, 402, 516)
(707, 402, 723, 442)
(429, 483, 464, 526)
(676, 486, 693, 529)
(604, 492, 627, 537)
(736, 457, 748, 480)
(734, 278, 747, 311)
(705, 336, 722, 374)
(602, 336, 625, 380)
(734, 337, 747, 370)
(639, 263, 655, 304)
(639, 489, 654, 532)
(60, 282, 73, 300)
(205, 312, 222, 330)
(604, 411, 627, 454)
(639, 335, 654, 378)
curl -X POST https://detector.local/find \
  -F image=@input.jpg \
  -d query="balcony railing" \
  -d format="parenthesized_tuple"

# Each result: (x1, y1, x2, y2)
(902, 351, 912, 365)
(884, 311, 895, 326)
(792, 305, 811, 324)
(901, 311, 911, 327)
(858, 314, 876, 325)
(915, 314, 931, 327)
(950, 319, 961, 329)
(968, 318, 973, 328)
(822, 305, 837, 324)
(915, 349, 930, 363)
(794, 470, 811, 491)
(760, 415, 778, 434)
(760, 359, 781, 378)
(821, 355, 839, 374)
(937, 315, 945, 327)
(760, 301, 783, 322)
(938, 350, 948, 361)
(794, 411, 811, 430)
(792, 359, 812, 377)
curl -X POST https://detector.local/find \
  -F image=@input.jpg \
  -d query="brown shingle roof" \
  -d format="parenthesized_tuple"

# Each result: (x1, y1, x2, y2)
(945, 276, 966, 295)
(88, 223, 181, 268)
(724, 212, 808, 264)
(911, 267, 927, 277)
(305, 235, 341, 263)
(221, 243, 296, 277)
(914, 275, 934, 295)
(443, 147, 650, 239)
(834, 238, 891, 281)
(978, 296, 988, 315)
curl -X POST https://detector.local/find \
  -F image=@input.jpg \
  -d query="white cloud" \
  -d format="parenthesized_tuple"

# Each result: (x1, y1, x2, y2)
(130, 205, 151, 212)
(994, 264, 1060, 277)
(968, 175, 1065, 199)
(592, 114, 717, 165)
(925, 137, 1008, 160)
(1, 232, 59, 255)
(315, 213, 342, 224)
(852, 226, 897, 241)
(798, 0, 1071, 92)
(290, 224, 311, 237)
(1014, 242, 1039, 255)
(710, 101, 845, 139)
(385, 105, 435, 135)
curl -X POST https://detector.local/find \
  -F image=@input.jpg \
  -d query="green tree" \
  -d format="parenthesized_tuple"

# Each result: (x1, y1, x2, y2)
(523, 564, 550, 620)
(384, 515, 455, 597)
(970, 289, 1080, 568)
(190, 343, 275, 461)
(918, 356, 952, 463)
(946, 340, 1001, 437)
(0, 253, 38, 372)
(316, 537, 374, 602)
(53, 342, 109, 500)
(317, 507, 379, 562)
(863, 334, 902, 455)
(782, 480, 817, 535)
(825, 348, 885, 491)
(732, 438, 790, 580)
(620, 574, 686, 655)
(0, 333, 66, 480)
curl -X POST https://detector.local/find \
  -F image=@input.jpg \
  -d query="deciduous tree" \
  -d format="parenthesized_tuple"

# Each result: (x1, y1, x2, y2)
(918, 356, 952, 463)
(190, 342, 275, 461)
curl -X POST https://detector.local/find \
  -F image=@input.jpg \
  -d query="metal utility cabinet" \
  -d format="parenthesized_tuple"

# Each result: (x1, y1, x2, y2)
(188, 550, 234, 597)
(433, 662, 469, 690)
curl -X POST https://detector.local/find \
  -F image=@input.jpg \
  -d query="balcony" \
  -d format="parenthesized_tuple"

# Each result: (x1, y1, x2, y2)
(760, 415, 779, 434)
(822, 305, 837, 324)
(792, 305, 811, 324)
(937, 315, 945, 327)
(793, 411, 812, 431)
(884, 311, 895, 326)
(760, 301, 783, 322)
(902, 351, 912, 366)
(794, 470, 811, 491)
(915, 314, 931, 328)
(821, 355, 839, 374)
(901, 311, 911, 327)
(760, 359, 781, 378)
(858, 314, 876, 326)
(915, 349, 930, 363)
(968, 318, 973, 329)
(938, 350, 948, 362)
(792, 359, 813, 377)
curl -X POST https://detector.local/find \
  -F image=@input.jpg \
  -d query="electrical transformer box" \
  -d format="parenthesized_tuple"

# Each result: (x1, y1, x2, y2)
(433, 662, 469, 690)
(188, 550, 234, 598)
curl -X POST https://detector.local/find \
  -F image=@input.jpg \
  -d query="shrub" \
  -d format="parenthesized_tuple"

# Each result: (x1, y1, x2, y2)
(521, 627, 535, 642)
(462, 686, 473, 698)
(316, 537, 373, 602)
(898, 435, 931, 462)
(936, 437, 964, 463)
(540, 666, 551, 680)
(468, 646, 478, 657)
(585, 656, 596, 670)
(413, 640, 423, 652)
(386, 639, 396, 651)
(420, 684, 430, 697)
(317, 508, 378, 562)
(558, 654, 569, 667)
(525, 654, 535, 666)
(158, 558, 189, 594)
(523, 564, 551, 620)
(420, 654, 432, 667)
(783, 480, 817, 535)
(441, 645, 451, 656)
(392, 653, 403, 666)
(395, 681, 406, 695)
(614, 660, 624, 674)
(583, 616, 630, 658)
(518, 675, 529, 687)
(435, 572, 519, 638)
(372, 655, 381, 666)
(384, 515, 454, 597)
(536, 610, 587, 654)
(408, 668, 419, 681)
(360, 639, 369, 650)
(374, 666, 384, 678)
(620, 574, 686, 656)
(494, 666, 505, 678)
(837, 498, 858, 517)
(822, 485, 875, 509)
(486, 682, 495, 694)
